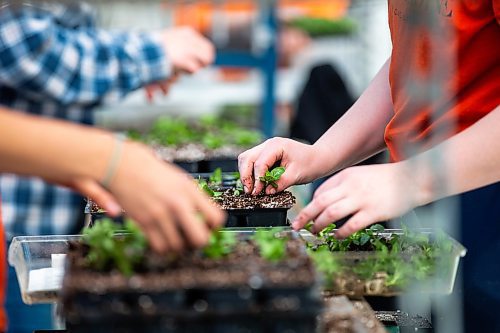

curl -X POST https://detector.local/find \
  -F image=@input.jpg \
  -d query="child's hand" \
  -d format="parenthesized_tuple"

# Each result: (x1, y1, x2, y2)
(291, 163, 419, 238)
(238, 137, 317, 195)
(144, 74, 179, 102)
(162, 27, 215, 74)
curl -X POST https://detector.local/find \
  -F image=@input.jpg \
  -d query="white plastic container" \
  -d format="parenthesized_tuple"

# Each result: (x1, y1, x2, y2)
(8, 235, 81, 304)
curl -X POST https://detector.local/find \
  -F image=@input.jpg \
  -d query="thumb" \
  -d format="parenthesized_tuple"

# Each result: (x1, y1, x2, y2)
(73, 178, 123, 217)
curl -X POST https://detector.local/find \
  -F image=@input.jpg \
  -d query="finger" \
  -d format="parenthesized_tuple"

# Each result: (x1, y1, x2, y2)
(238, 147, 262, 194)
(192, 188, 226, 229)
(142, 221, 170, 254)
(314, 174, 343, 199)
(196, 39, 216, 66)
(265, 170, 294, 195)
(173, 200, 211, 249)
(291, 189, 345, 231)
(73, 179, 122, 216)
(311, 199, 358, 234)
(158, 82, 170, 95)
(335, 212, 373, 239)
(155, 210, 184, 252)
(182, 58, 202, 74)
(252, 144, 284, 195)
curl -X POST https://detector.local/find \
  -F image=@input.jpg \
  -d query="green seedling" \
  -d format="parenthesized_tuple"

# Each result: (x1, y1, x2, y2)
(259, 167, 286, 189)
(198, 178, 223, 199)
(209, 168, 223, 186)
(148, 117, 196, 146)
(252, 228, 287, 262)
(308, 223, 455, 290)
(307, 246, 341, 284)
(82, 218, 147, 277)
(203, 230, 237, 259)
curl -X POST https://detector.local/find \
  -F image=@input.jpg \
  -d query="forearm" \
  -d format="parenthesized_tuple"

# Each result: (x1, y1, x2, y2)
(408, 105, 500, 206)
(0, 108, 114, 184)
(311, 59, 394, 178)
(0, 8, 170, 105)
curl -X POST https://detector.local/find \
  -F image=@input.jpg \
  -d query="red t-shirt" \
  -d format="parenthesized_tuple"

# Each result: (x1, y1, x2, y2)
(385, 0, 500, 161)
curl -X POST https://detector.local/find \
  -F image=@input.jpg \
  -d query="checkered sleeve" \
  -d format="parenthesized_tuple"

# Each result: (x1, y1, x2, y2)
(0, 7, 171, 106)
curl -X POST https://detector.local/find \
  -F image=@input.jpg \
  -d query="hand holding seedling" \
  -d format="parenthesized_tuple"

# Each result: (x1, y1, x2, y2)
(238, 137, 318, 195)
(259, 167, 285, 189)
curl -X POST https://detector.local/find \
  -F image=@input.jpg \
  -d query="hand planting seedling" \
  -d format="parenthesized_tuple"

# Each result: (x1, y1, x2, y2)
(259, 166, 286, 189)
(252, 228, 287, 262)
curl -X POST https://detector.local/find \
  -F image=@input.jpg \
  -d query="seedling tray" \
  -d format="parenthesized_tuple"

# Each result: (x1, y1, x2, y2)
(173, 158, 238, 173)
(301, 228, 466, 296)
(61, 231, 322, 332)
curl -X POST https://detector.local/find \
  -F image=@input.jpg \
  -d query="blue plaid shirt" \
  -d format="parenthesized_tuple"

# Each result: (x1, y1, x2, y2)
(0, 2, 171, 239)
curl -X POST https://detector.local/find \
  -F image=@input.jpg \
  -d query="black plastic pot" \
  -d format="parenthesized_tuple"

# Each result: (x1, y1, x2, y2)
(225, 208, 289, 228)
(173, 159, 239, 173)
(174, 161, 199, 173)
(198, 159, 238, 173)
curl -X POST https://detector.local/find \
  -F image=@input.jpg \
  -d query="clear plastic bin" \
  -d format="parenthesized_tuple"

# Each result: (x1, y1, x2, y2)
(300, 229, 467, 296)
(8, 235, 81, 304)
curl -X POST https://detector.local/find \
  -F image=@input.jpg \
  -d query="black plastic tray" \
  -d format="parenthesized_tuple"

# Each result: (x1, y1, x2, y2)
(199, 159, 238, 173)
(65, 310, 319, 333)
(174, 159, 238, 173)
(225, 208, 289, 228)
(88, 208, 289, 229)
(174, 161, 199, 173)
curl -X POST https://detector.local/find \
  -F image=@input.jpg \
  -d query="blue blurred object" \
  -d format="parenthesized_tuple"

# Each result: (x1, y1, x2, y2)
(6, 253, 53, 333)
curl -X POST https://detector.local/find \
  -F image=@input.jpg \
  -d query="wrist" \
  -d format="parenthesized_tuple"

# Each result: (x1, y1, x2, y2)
(399, 159, 435, 207)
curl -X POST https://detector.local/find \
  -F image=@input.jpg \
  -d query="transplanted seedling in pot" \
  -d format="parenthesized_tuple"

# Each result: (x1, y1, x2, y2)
(197, 169, 296, 228)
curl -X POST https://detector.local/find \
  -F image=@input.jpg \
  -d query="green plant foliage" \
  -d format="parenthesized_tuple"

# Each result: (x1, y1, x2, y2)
(148, 117, 196, 146)
(259, 167, 286, 189)
(82, 218, 147, 277)
(203, 230, 237, 259)
(198, 179, 223, 199)
(202, 133, 224, 149)
(209, 168, 223, 186)
(252, 228, 287, 262)
(288, 17, 357, 37)
(306, 223, 455, 290)
(128, 115, 262, 150)
(307, 245, 340, 285)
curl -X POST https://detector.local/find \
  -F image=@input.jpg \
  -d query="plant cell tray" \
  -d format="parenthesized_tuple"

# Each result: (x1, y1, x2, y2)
(301, 228, 466, 296)
(224, 208, 289, 228)
(174, 159, 238, 173)
(61, 231, 322, 333)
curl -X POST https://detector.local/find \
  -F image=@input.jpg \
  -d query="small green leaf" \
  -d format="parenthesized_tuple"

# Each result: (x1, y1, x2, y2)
(270, 167, 285, 179)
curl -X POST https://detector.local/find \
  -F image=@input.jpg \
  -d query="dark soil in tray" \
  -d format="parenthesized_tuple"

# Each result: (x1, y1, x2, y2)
(63, 238, 313, 293)
(61, 234, 322, 333)
(215, 190, 296, 210)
